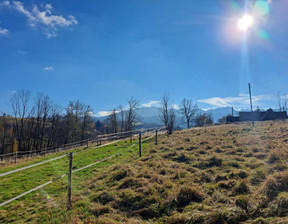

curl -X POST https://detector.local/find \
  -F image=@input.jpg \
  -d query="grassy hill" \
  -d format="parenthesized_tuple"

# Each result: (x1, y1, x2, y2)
(2, 121, 288, 223)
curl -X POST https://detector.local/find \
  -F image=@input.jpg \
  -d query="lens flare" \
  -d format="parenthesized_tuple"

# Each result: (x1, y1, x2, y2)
(238, 14, 254, 31)
(255, 0, 270, 16)
(231, 1, 240, 12)
(256, 28, 269, 39)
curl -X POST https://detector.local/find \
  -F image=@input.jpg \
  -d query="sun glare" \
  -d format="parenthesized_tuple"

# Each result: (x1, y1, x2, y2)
(237, 14, 254, 31)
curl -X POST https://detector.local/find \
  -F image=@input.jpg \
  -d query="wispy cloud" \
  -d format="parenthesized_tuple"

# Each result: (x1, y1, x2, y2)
(0, 26, 8, 35)
(0, 1, 10, 6)
(141, 100, 160, 108)
(197, 94, 272, 108)
(43, 66, 54, 71)
(172, 104, 180, 110)
(18, 50, 26, 54)
(4, 1, 78, 38)
(97, 110, 119, 117)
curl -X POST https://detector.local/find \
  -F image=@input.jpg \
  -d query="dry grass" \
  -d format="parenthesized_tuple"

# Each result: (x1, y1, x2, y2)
(3, 120, 288, 223)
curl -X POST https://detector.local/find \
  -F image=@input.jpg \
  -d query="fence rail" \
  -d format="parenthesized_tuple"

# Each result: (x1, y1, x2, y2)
(0, 127, 162, 163)
(0, 130, 159, 208)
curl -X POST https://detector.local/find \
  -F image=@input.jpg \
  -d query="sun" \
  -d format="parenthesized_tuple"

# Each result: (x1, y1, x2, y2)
(237, 14, 254, 31)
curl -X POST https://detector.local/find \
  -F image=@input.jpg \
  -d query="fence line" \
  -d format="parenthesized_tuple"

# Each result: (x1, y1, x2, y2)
(0, 137, 126, 178)
(0, 128, 159, 177)
(0, 128, 159, 162)
(0, 154, 68, 178)
(0, 173, 67, 208)
(0, 131, 157, 208)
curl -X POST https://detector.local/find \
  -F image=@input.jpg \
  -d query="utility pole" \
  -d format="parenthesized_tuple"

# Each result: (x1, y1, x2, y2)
(248, 83, 254, 127)
(232, 106, 234, 117)
(248, 83, 253, 112)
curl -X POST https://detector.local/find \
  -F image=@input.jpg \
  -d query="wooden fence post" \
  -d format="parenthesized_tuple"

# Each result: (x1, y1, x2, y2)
(14, 152, 17, 164)
(139, 133, 141, 157)
(155, 129, 158, 145)
(67, 152, 73, 210)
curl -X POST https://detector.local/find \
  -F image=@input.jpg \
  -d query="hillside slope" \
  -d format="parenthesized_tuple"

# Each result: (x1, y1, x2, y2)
(2, 121, 288, 223)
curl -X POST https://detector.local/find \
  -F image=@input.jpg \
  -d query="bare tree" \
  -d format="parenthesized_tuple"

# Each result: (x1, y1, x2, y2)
(125, 97, 139, 132)
(0, 113, 13, 155)
(81, 104, 93, 140)
(118, 105, 125, 132)
(180, 98, 198, 129)
(159, 93, 176, 135)
(10, 90, 31, 151)
(31, 93, 52, 151)
(47, 104, 62, 148)
(106, 108, 118, 133)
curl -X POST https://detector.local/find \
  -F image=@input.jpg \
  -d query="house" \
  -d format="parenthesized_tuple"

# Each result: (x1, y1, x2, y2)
(226, 108, 287, 123)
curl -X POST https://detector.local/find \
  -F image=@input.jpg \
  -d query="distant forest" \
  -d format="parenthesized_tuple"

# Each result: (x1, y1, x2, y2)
(0, 90, 139, 155)
(0, 90, 215, 156)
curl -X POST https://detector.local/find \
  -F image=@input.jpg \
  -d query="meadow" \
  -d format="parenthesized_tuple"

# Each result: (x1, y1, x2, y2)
(2, 121, 288, 223)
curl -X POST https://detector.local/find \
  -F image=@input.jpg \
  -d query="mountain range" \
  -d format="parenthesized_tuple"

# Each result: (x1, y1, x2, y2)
(95, 106, 235, 128)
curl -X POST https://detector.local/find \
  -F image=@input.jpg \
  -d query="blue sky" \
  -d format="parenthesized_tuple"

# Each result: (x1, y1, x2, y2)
(1, 0, 288, 116)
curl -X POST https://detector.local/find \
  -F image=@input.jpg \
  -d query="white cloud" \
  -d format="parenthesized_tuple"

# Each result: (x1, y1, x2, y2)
(0, 26, 8, 35)
(172, 104, 180, 110)
(5, 1, 78, 38)
(197, 94, 272, 108)
(97, 110, 119, 117)
(0, 1, 10, 6)
(141, 100, 160, 107)
(43, 66, 54, 71)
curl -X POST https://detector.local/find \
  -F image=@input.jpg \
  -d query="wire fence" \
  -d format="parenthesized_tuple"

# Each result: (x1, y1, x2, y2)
(0, 129, 159, 209)
(0, 127, 162, 163)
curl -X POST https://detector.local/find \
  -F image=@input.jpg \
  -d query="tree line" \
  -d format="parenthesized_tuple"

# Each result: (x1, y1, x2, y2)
(0, 91, 213, 156)
(0, 91, 141, 156)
